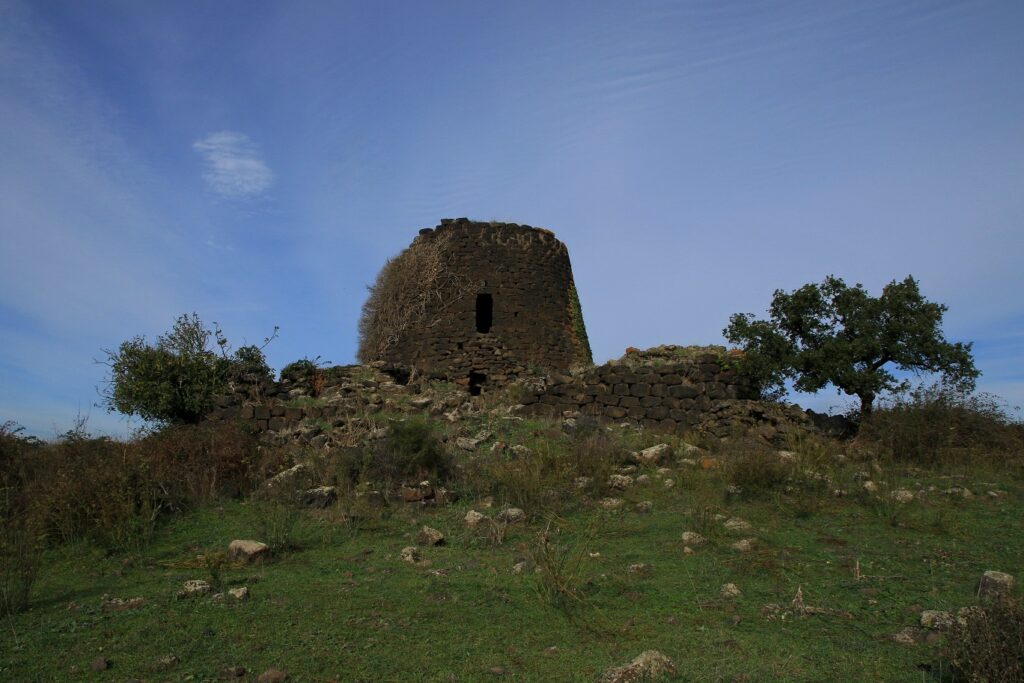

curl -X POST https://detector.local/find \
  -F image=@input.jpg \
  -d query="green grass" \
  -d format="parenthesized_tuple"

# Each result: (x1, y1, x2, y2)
(2, 444, 1021, 681)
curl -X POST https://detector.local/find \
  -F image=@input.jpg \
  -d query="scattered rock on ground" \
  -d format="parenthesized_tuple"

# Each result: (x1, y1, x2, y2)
(633, 443, 673, 465)
(628, 563, 653, 577)
(609, 474, 634, 490)
(464, 510, 486, 528)
(891, 489, 915, 504)
(776, 450, 797, 464)
(298, 486, 337, 508)
(635, 474, 651, 485)
(920, 610, 955, 630)
(890, 627, 929, 645)
(261, 463, 313, 496)
(598, 650, 676, 683)
(90, 657, 110, 672)
(862, 481, 878, 494)
(178, 580, 211, 598)
(731, 539, 756, 553)
(228, 539, 269, 562)
(496, 507, 526, 524)
(599, 498, 625, 510)
(663, 479, 675, 489)
(400, 546, 422, 564)
(229, 587, 249, 600)
(219, 666, 246, 679)
(257, 669, 290, 683)
(101, 596, 144, 612)
(723, 517, 752, 533)
(720, 583, 742, 599)
(978, 570, 1015, 598)
(635, 501, 653, 513)
(681, 531, 705, 546)
(157, 654, 179, 668)
(417, 526, 445, 546)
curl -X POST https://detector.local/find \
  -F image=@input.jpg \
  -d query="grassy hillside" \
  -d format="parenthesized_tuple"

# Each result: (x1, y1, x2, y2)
(1, 393, 1022, 681)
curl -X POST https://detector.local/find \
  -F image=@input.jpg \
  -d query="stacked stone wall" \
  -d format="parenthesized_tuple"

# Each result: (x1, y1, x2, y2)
(520, 354, 757, 435)
(365, 218, 592, 391)
(204, 365, 404, 437)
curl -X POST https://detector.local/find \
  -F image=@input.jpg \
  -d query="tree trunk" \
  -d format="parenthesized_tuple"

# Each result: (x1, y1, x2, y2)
(858, 391, 875, 420)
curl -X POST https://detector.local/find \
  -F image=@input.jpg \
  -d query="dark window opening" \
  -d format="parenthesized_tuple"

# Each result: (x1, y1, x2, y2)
(476, 293, 493, 333)
(468, 371, 487, 396)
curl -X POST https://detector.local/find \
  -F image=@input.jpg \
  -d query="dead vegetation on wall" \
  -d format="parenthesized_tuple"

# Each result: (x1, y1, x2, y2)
(357, 230, 480, 364)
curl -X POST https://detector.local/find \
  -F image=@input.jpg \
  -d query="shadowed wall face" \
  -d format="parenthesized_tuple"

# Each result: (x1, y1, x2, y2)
(359, 218, 592, 390)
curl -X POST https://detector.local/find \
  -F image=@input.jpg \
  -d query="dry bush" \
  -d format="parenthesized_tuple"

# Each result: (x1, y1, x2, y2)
(362, 417, 452, 487)
(357, 230, 481, 362)
(21, 430, 160, 550)
(136, 422, 263, 508)
(2, 421, 265, 554)
(0, 422, 45, 615)
(858, 384, 1024, 469)
(480, 440, 575, 513)
(944, 597, 1024, 682)
(722, 441, 789, 500)
(569, 432, 627, 498)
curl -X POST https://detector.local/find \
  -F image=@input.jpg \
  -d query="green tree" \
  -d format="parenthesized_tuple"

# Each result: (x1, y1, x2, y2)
(724, 276, 979, 417)
(101, 314, 274, 424)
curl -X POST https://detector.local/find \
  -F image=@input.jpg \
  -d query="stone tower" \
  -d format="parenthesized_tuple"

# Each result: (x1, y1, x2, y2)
(358, 218, 592, 392)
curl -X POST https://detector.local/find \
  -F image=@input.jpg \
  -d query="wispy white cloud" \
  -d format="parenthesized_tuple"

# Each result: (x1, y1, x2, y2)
(193, 131, 274, 199)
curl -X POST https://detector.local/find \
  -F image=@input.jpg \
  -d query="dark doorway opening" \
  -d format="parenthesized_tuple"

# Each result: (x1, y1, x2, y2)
(476, 293, 493, 333)
(468, 371, 487, 396)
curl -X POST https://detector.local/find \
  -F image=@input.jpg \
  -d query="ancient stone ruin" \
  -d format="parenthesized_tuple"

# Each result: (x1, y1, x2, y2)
(357, 218, 592, 394)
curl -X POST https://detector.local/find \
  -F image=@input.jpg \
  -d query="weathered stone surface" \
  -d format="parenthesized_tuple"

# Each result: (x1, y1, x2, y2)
(496, 507, 526, 524)
(891, 489, 915, 504)
(720, 583, 742, 599)
(228, 540, 269, 562)
(920, 610, 955, 630)
(681, 531, 705, 546)
(978, 570, 1015, 598)
(731, 539, 756, 553)
(608, 474, 634, 490)
(359, 220, 592, 386)
(416, 526, 445, 546)
(464, 510, 486, 528)
(299, 486, 337, 508)
(178, 580, 211, 598)
(261, 463, 313, 497)
(598, 650, 676, 683)
(101, 596, 144, 612)
(400, 546, 422, 564)
(723, 517, 752, 533)
(633, 443, 673, 465)
(229, 587, 249, 601)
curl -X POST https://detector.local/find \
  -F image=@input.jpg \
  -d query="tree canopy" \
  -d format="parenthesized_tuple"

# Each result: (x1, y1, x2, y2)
(724, 275, 979, 417)
(101, 314, 274, 424)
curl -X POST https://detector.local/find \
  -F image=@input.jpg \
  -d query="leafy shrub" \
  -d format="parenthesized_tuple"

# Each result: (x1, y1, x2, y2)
(102, 313, 274, 424)
(858, 383, 1024, 467)
(944, 597, 1024, 682)
(357, 417, 451, 486)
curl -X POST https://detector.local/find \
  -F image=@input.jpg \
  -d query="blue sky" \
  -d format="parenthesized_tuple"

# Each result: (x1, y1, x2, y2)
(1, 0, 1022, 437)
